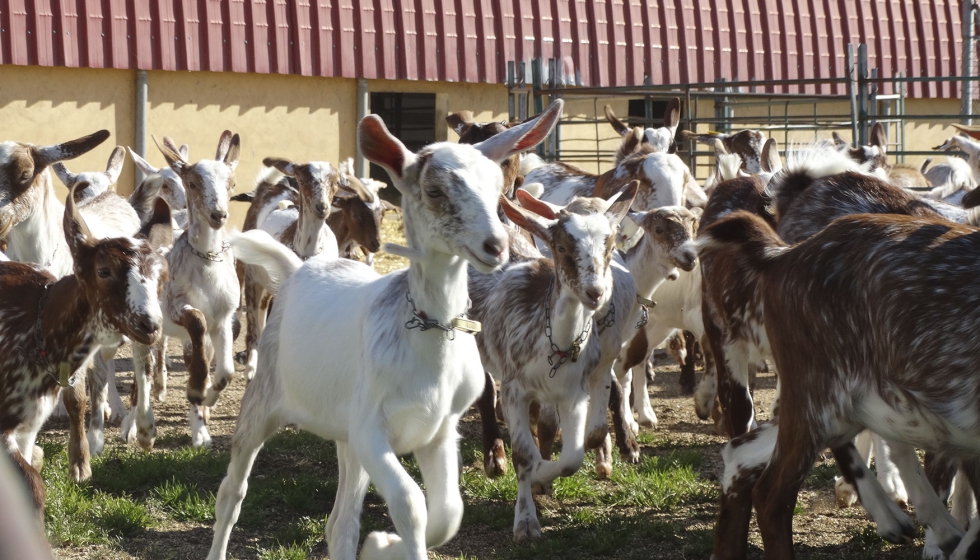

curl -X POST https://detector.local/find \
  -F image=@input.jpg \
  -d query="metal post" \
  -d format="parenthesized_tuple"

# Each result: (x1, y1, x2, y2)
(847, 44, 859, 145)
(857, 43, 869, 146)
(532, 58, 545, 158)
(354, 78, 369, 178)
(507, 61, 516, 122)
(963, 0, 975, 124)
(135, 70, 148, 184)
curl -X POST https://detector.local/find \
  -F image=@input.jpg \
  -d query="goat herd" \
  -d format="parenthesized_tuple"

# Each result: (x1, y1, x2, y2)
(2, 96, 980, 559)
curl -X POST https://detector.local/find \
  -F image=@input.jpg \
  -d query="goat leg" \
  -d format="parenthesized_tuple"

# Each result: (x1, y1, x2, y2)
(678, 330, 698, 394)
(609, 374, 640, 463)
(63, 374, 92, 483)
(477, 371, 508, 478)
(180, 307, 210, 405)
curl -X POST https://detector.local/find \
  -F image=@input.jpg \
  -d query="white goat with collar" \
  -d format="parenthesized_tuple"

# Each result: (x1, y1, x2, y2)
(207, 101, 564, 560)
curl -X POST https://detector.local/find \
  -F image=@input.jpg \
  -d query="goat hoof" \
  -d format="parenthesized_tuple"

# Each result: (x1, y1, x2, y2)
(361, 531, 402, 559)
(595, 462, 612, 479)
(31, 446, 44, 472)
(153, 388, 167, 402)
(88, 430, 105, 457)
(70, 461, 92, 483)
(639, 417, 657, 429)
(484, 442, 509, 478)
(137, 424, 156, 451)
(513, 518, 543, 543)
(620, 446, 641, 464)
(834, 477, 859, 508)
(877, 514, 916, 545)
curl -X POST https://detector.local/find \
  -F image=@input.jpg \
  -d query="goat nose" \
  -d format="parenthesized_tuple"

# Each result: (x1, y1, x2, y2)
(586, 287, 604, 303)
(315, 202, 326, 215)
(140, 317, 160, 336)
(211, 210, 228, 223)
(483, 237, 505, 259)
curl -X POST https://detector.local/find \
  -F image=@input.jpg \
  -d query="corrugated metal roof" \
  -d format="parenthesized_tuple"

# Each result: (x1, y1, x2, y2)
(0, 0, 967, 97)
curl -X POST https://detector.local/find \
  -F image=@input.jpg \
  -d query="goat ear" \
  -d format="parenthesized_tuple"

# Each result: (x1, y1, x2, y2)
(870, 123, 887, 150)
(263, 157, 297, 177)
(162, 136, 181, 155)
(604, 180, 639, 225)
(445, 112, 472, 136)
(223, 133, 241, 171)
(33, 129, 111, 170)
(63, 181, 96, 259)
(52, 162, 74, 187)
(501, 195, 555, 243)
(179, 144, 189, 160)
(713, 138, 728, 155)
(358, 115, 416, 182)
(832, 132, 849, 150)
(128, 148, 158, 177)
(138, 197, 174, 252)
(515, 188, 559, 219)
(761, 138, 782, 173)
(475, 99, 564, 164)
(152, 135, 186, 174)
(603, 104, 629, 136)
(339, 175, 374, 203)
(215, 130, 233, 161)
(381, 200, 402, 215)
(105, 146, 125, 183)
(663, 98, 681, 134)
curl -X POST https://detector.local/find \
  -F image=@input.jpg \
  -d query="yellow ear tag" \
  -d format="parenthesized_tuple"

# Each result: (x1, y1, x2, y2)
(58, 362, 72, 388)
(451, 318, 482, 334)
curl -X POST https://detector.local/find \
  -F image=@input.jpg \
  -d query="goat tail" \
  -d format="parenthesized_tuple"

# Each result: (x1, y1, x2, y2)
(230, 191, 255, 203)
(228, 230, 302, 294)
(696, 210, 786, 271)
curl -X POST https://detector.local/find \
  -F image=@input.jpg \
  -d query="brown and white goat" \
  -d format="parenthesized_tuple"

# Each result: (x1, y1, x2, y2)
(52, 146, 125, 202)
(468, 185, 635, 542)
(153, 131, 242, 447)
(603, 98, 680, 153)
(680, 128, 767, 174)
(0, 181, 166, 515)
(701, 210, 980, 560)
(834, 123, 930, 189)
(239, 158, 362, 382)
(447, 111, 522, 197)
(328, 175, 399, 266)
(0, 130, 143, 475)
(128, 141, 189, 230)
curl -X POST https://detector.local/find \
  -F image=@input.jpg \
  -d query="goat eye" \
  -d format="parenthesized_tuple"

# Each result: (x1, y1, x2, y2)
(162, 184, 171, 192)
(557, 246, 566, 253)
(426, 188, 443, 199)
(97, 267, 111, 278)
(655, 227, 664, 235)
(187, 181, 197, 190)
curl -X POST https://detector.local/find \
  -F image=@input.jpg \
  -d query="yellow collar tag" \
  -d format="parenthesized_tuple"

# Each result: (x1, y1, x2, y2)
(636, 294, 657, 308)
(451, 317, 482, 334)
(58, 362, 72, 388)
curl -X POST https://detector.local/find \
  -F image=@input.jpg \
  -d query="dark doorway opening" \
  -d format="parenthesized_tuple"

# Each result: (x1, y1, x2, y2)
(368, 93, 437, 200)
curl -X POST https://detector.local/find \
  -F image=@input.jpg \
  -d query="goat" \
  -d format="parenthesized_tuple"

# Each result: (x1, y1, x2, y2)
(679, 129, 767, 174)
(240, 158, 355, 382)
(447, 111, 522, 197)
(700, 210, 980, 560)
(468, 184, 635, 541)
(922, 157, 977, 205)
(0, 130, 143, 479)
(151, 131, 241, 448)
(0, 180, 166, 517)
(52, 146, 125, 202)
(128, 142, 189, 230)
(329, 176, 399, 266)
(603, 98, 680, 153)
(834, 123, 930, 189)
(206, 100, 562, 560)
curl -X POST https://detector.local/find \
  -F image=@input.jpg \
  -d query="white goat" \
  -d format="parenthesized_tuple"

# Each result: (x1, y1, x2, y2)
(52, 146, 125, 201)
(128, 142, 189, 230)
(206, 101, 563, 560)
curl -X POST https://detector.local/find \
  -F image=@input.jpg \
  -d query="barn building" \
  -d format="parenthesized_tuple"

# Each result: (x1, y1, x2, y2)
(0, 0, 973, 224)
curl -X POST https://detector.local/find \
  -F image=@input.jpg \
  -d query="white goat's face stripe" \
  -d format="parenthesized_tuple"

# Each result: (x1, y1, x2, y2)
(126, 259, 163, 325)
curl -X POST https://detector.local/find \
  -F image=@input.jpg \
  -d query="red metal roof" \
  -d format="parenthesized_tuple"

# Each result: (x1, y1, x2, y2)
(0, 0, 967, 97)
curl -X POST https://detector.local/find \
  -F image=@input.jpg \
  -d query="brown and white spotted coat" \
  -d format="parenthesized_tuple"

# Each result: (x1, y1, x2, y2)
(467, 188, 635, 542)
(680, 129, 768, 174)
(128, 141, 189, 230)
(700, 211, 980, 560)
(0, 181, 166, 517)
(327, 176, 399, 266)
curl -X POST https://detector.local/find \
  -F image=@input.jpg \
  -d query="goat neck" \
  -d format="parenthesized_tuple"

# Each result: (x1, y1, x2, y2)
(5, 171, 71, 278)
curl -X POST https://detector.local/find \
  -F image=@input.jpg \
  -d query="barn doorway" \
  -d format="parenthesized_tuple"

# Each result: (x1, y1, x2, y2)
(369, 92, 437, 199)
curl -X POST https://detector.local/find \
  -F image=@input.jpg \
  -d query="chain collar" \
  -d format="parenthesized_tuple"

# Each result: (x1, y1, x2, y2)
(595, 302, 616, 335)
(545, 279, 593, 378)
(32, 284, 71, 388)
(404, 292, 481, 340)
(635, 294, 657, 329)
(288, 241, 320, 262)
(188, 241, 231, 262)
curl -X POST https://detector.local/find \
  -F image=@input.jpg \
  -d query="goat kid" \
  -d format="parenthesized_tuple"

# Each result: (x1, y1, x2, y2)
(52, 146, 125, 202)
(329, 175, 399, 266)
(834, 123, 930, 189)
(679, 129, 767, 174)
(604, 99, 680, 153)
(701, 211, 980, 560)
(207, 100, 563, 560)
(128, 141, 189, 230)
(469, 184, 634, 542)
(0, 180, 166, 515)
(152, 131, 241, 447)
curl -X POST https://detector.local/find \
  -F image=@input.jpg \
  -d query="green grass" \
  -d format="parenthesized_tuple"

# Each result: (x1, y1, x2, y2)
(154, 478, 216, 522)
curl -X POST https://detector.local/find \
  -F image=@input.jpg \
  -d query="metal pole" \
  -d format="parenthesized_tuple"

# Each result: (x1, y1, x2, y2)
(354, 78, 369, 178)
(507, 61, 516, 122)
(532, 58, 545, 158)
(847, 44, 859, 145)
(135, 70, 148, 184)
(963, 0, 975, 124)
(857, 43, 869, 146)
